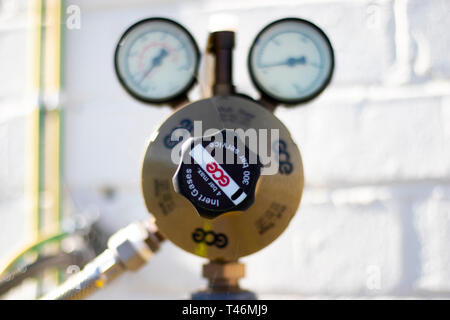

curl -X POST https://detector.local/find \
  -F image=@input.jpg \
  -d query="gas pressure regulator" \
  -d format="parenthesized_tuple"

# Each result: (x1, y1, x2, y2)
(114, 17, 334, 299)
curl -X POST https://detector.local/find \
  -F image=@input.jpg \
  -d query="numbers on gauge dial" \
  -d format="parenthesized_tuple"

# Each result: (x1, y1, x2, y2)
(115, 19, 199, 103)
(125, 31, 194, 98)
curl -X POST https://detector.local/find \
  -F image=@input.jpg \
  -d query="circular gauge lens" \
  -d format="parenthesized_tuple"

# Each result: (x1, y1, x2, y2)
(115, 18, 200, 104)
(248, 18, 334, 105)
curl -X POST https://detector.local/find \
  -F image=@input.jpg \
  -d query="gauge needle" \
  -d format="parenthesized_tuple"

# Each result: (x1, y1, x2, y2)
(139, 48, 169, 84)
(260, 56, 321, 68)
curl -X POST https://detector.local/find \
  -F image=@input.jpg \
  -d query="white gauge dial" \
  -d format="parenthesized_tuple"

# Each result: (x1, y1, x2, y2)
(115, 18, 199, 103)
(249, 18, 334, 104)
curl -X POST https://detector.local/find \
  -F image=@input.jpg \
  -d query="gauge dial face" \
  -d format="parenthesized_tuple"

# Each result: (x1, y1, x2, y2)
(248, 18, 334, 105)
(115, 18, 200, 104)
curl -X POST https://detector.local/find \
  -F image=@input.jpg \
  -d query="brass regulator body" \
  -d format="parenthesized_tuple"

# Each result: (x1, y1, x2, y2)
(141, 95, 304, 262)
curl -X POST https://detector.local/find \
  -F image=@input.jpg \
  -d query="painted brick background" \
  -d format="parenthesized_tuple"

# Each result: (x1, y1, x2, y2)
(1, 0, 449, 299)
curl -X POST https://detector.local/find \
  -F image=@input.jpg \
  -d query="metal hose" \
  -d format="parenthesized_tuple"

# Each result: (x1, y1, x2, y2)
(0, 251, 86, 298)
(40, 220, 162, 300)
(40, 249, 123, 300)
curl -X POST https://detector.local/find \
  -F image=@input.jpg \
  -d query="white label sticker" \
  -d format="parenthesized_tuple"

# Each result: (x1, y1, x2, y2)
(189, 144, 247, 206)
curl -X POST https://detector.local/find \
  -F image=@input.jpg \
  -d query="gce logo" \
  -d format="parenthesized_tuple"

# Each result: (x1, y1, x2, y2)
(273, 139, 293, 175)
(163, 119, 193, 149)
(192, 228, 228, 248)
(206, 161, 230, 187)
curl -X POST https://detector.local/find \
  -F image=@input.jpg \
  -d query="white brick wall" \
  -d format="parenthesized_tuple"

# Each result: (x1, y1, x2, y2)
(408, 0, 450, 80)
(1, 0, 450, 299)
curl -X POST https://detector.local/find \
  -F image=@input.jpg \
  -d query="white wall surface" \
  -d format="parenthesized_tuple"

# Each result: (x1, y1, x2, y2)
(0, 0, 34, 277)
(1, 0, 450, 299)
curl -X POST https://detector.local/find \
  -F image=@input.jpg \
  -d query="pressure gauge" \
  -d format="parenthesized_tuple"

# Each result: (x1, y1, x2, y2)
(248, 18, 334, 105)
(114, 18, 200, 104)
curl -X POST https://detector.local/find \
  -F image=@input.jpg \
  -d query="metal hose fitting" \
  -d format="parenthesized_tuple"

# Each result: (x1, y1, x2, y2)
(40, 219, 163, 300)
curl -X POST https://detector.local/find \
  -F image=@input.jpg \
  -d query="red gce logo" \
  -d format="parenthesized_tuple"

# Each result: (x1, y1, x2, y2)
(206, 162, 230, 187)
